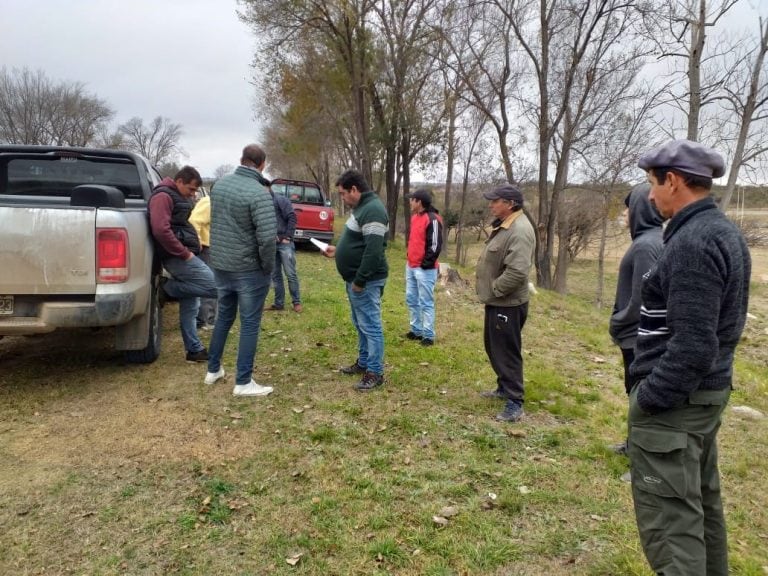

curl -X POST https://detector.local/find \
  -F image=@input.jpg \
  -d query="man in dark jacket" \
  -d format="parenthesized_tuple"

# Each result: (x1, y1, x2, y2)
(609, 183, 664, 453)
(148, 166, 217, 362)
(204, 144, 277, 397)
(266, 189, 302, 312)
(323, 169, 389, 392)
(629, 139, 750, 575)
(404, 188, 443, 346)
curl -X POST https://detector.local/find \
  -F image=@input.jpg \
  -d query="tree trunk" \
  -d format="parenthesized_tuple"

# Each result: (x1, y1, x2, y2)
(687, 0, 706, 141)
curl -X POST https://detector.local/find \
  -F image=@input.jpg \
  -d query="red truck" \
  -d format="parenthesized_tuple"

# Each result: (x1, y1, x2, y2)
(270, 178, 334, 244)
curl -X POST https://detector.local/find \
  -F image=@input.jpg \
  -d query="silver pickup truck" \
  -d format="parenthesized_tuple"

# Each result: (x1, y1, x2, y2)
(0, 145, 163, 363)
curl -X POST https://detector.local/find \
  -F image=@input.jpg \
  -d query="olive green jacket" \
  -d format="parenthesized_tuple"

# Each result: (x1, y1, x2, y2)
(476, 210, 535, 307)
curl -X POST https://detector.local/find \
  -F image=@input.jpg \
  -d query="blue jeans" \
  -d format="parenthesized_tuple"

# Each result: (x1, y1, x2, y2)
(162, 256, 217, 354)
(346, 279, 386, 375)
(207, 268, 271, 385)
(405, 265, 438, 339)
(272, 242, 301, 308)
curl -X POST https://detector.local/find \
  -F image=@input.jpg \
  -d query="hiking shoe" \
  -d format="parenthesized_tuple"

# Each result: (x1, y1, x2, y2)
(421, 338, 434, 347)
(610, 440, 628, 455)
(293, 303, 303, 313)
(480, 389, 507, 400)
(496, 401, 524, 422)
(354, 371, 384, 392)
(266, 304, 284, 311)
(340, 361, 366, 375)
(405, 331, 423, 340)
(204, 367, 226, 385)
(233, 380, 274, 397)
(186, 348, 209, 363)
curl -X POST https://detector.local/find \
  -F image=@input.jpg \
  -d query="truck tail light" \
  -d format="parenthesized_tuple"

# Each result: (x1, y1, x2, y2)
(97, 228, 129, 283)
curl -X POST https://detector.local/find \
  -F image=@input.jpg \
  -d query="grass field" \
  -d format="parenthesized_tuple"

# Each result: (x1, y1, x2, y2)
(1, 238, 766, 575)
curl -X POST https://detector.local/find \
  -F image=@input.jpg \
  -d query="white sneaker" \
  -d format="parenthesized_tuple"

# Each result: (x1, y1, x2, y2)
(204, 368, 226, 385)
(233, 380, 273, 397)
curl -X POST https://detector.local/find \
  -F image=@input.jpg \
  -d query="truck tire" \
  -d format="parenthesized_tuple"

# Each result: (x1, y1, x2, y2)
(124, 280, 162, 364)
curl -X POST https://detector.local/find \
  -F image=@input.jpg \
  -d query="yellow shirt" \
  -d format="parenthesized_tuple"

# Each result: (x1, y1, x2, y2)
(189, 196, 211, 247)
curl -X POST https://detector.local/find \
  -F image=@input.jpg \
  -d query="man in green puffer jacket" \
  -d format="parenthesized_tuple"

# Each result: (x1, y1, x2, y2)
(204, 144, 277, 398)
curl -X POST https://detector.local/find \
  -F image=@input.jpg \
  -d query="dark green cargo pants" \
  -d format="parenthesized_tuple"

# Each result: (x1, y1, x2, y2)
(628, 384, 731, 576)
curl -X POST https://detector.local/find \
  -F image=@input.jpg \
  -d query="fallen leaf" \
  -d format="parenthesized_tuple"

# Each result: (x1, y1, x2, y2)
(419, 362, 430, 366)
(592, 356, 606, 363)
(487, 492, 497, 500)
(285, 552, 303, 566)
(518, 485, 531, 494)
(590, 514, 606, 522)
(432, 515, 449, 527)
(507, 429, 527, 438)
(439, 506, 459, 518)
(292, 408, 304, 414)
(230, 412, 243, 420)
(202, 496, 211, 506)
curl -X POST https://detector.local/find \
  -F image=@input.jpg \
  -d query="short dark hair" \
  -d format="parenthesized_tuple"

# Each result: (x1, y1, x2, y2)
(174, 165, 202, 185)
(651, 167, 712, 191)
(241, 144, 267, 168)
(335, 169, 369, 192)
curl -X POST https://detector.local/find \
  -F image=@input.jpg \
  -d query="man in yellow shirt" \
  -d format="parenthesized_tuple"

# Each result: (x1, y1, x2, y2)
(189, 194, 217, 329)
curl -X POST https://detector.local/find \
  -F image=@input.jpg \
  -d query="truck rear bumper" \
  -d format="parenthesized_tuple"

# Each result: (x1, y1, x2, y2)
(0, 294, 137, 336)
(294, 230, 334, 243)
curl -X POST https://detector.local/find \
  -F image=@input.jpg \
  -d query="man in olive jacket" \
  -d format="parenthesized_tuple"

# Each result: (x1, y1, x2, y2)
(476, 184, 535, 423)
(204, 144, 277, 397)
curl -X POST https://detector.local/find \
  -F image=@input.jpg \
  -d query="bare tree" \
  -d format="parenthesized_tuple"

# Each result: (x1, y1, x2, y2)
(718, 16, 768, 212)
(0, 67, 113, 146)
(117, 116, 183, 166)
(644, 0, 741, 141)
(213, 164, 235, 180)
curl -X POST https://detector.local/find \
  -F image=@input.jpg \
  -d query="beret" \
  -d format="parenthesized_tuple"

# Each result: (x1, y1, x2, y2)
(638, 139, 725, 179)
(483, 184, 524, 206)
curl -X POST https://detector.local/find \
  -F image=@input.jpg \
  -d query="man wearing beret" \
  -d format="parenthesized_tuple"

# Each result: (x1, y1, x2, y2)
(629, 139, 751, 575)
(476, 184, 535, 422)
(404, 188, 444, 346)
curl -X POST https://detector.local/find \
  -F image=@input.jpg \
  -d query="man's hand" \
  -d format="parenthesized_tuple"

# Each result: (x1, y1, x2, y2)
(184, 252, 195, 261)
(323, 245, 336, 258)
(351, 282, 364, 292)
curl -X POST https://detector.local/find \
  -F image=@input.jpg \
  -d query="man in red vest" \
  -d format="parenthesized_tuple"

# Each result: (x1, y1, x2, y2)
(404, 189, 443, 346)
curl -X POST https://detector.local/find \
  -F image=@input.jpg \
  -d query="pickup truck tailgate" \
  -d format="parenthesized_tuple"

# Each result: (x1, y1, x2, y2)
(0, 206, 96, 294)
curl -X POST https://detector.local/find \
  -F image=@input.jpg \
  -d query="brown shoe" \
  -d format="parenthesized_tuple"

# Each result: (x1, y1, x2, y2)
(293, 303, 303, 313)
(265, 304, 284, 311)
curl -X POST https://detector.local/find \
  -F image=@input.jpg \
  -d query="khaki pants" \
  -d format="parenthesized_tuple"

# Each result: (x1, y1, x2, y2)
(628, 385, 731, 576)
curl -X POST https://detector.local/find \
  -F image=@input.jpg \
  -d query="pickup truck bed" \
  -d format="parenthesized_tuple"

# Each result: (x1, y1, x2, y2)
(0, 146, 163, 363)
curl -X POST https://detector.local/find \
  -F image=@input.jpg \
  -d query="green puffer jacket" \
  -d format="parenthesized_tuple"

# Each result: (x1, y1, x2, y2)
(209, 166, 277, 274)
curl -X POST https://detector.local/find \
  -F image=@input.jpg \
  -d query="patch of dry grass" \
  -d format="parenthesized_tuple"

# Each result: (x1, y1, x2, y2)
(1, 242, 766, 575)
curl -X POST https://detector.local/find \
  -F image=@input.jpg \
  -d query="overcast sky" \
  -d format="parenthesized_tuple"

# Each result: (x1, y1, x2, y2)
(1, 0, 259, 177)
(2, 1, 766, 180)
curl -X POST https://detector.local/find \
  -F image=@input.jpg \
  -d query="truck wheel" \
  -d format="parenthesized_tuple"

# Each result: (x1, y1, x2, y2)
(125, 279, 162, 364)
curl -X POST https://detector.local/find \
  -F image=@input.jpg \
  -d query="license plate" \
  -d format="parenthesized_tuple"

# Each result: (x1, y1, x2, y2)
(0, 295, 13, 315)
(294, 230, 304, 238)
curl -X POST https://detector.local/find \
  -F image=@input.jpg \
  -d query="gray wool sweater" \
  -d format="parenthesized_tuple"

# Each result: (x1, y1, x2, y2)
(209, 166, 277, 274)
(629, 196, 751, 414)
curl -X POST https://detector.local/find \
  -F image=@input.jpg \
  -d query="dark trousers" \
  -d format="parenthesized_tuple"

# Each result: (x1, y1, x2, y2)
(483, 303, 528, 402)
(621, 346, 635, 395)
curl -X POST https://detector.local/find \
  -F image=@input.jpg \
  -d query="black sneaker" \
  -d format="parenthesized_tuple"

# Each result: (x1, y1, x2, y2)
(404, 331, 423, 340)
(266, 304, 284, 311)
(420, 338, 434, 347)
(496, 401, 524, 422)
(480, 389, 507, 400)
(186, 348, 209, 363)
(340, 361, 366, 375)
(355, 371, 384, 392)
